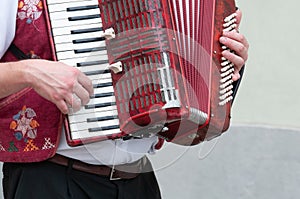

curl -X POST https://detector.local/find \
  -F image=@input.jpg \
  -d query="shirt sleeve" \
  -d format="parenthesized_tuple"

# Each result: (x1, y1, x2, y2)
(231, 66, 245, 105)
(0, 0, 18, 58)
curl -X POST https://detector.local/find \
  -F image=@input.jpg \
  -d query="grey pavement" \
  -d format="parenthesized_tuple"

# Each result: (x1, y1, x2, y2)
(152, 125, 300, 199)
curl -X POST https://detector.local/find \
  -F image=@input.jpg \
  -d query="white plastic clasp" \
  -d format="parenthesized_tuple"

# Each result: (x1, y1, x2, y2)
(108, 61, 123, 74)
(103, 28, 116, 40)
(110, 165, 121, 181)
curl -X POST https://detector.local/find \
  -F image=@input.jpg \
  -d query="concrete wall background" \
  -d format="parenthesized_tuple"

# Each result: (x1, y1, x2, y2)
(231, 0, 300, 128)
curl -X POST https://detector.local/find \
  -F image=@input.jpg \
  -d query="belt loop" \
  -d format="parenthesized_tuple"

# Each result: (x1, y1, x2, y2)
(67, 158, 74, 174)
(66, 159, 74, 198)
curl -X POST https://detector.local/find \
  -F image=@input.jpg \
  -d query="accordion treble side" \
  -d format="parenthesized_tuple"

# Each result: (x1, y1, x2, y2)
(98, 0, 237, 145)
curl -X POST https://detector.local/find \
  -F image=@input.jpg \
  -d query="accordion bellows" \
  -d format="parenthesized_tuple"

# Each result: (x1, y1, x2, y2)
(98, 0, 236, 145)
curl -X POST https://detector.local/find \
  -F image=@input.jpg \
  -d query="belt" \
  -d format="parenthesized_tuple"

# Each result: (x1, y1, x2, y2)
(48, 154, 147, 180)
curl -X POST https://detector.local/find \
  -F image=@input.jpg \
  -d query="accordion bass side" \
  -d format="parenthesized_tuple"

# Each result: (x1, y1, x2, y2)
(97, 0, 237, 145)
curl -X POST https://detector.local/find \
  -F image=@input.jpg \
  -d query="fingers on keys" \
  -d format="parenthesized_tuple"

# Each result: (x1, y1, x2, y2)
(219, 30, 249, 81)
(62, 69, 93, 114)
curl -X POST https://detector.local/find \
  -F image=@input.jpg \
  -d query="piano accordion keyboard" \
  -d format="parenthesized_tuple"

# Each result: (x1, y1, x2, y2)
(46, 0, 121, 141)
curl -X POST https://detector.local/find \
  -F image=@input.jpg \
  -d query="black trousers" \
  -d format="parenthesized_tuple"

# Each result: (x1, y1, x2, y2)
(2, 158, 162, 199)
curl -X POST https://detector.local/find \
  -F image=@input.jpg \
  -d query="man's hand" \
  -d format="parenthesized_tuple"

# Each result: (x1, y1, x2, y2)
(219, 9, 249, 81)
(22, 59, 94, 114)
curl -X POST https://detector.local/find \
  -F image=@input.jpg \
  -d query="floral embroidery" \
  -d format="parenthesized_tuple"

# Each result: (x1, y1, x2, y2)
(10, 106, 40, 142)
(18, 0, 43, 24)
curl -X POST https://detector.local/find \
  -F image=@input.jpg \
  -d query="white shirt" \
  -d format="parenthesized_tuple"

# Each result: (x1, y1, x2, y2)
(0, 0, 159, 165)
(0, 0, 18, 58)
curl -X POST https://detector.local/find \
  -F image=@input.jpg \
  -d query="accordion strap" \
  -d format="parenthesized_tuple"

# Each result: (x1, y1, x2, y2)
(8, 43, 31, 60)
(231, 66, 245, 104)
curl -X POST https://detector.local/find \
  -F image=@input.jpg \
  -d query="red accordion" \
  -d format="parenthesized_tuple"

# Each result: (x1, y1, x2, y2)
(98, 0, 237, 145)
(45, 0, 237, 146)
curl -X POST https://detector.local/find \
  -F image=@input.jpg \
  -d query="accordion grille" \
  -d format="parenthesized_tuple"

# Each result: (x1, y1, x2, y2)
(98, 0, 235, 139)
(99, 0, 187, 124)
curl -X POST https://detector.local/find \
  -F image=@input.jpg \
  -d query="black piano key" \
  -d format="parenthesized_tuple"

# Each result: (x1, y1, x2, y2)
(77, 60, 109, 67)
(85, 102, 117, 109)
(88, 125, 120, 133)
(93, 82, 113, 88)
(83, 69, 110, 76)
(90, 92, 114, 99)
(71, 27, 103, 34)
(87, 115, 118, 123)
(67, 5, 99, 12)
(73, 37, 105, 44)
(122, 135, 142, 140)
(74, 46, 106, 54)
(68, 14, 100, 21)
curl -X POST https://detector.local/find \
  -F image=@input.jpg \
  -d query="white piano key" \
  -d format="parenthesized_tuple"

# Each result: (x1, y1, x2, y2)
(88, 96, 116, 106)
(47, 0, 95, 5)
(69, 109, 118, 123)
(47, 0, 98, 13)
(52, 23, 102, 37)
(88, 73, 113, 81)
(78, 63, 110, 73)
(56, 48, 106, 61)
(65, 68, 112, 81)
(58, 55, 108, 66)
(81, 70, 111, 80)
(56, 49, 107, 60)
(53, 31, 105, 44)
(93, 86, 114, 95)
(59, 59, 113, 83)
(55, 40, 106, 52)
(93, 77, 113, 86)
(70, 128, 121, 140)
(49, 8, 100, 21)
(50, 17, 101, 29)
(71, 118, 120, 131)
(88, 73, 112, 81)
(93, 77, 113, 84)
(71, 105, 118, 115)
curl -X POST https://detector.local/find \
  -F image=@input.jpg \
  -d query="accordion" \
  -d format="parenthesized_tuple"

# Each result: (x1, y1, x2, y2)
(45, 0, 237, 146)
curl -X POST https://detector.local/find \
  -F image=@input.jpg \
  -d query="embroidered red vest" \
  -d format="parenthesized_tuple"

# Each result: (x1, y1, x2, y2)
(0, 0, 62, 162)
